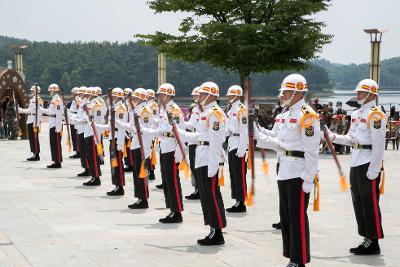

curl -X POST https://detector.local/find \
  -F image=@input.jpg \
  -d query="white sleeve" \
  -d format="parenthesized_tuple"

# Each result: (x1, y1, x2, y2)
(368, 117, 386, 177)
(300, 118, 320, 185)
(236, 113, 248, 158)
(207, 114, 226, 177)
(332, 118, 355, 146)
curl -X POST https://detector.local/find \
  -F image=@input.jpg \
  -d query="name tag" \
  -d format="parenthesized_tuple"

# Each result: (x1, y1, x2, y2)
(360, 118, 366, 123)
(201, 117, 206, 120)
(290, 118, 297, 123)
(352, 118, 356, 123)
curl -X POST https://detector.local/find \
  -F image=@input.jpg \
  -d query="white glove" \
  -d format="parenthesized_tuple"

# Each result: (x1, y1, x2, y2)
(253, 122, 260, 140)
(324, 128, 335, 141)
(302, 181, 314, 193)
(367, 169, 380, 180)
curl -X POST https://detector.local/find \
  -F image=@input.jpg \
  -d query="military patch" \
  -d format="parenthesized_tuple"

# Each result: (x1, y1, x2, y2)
(213, 121, 220, 131)
(173, 117, 180, 124)
(153, 110, 157, 115)
(143, 117, 149, 123)
(242, 117, 248, 124)
(305, 126, 314, 137)
(119, 114, 123, 119)
(373, 120, 381, 129)
(57, 105, 61, 110)
(97, 110, 101, 116)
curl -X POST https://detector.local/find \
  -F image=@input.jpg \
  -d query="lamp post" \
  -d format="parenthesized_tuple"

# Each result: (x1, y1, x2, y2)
(10, 45, 28, 81)
(158, 52, 167, 87)
(363, 29, 387, 105)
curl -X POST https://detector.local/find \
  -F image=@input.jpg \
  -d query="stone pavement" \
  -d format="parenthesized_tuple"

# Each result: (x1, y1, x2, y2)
(0, 126, 399, 267)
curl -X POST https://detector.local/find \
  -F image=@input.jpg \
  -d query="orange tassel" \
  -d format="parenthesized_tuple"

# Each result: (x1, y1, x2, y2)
(66, 138, 72, 153)
(380, 161, 385, 195)
(218, 165, 225, 186)
(123, 143, 127, 158)
(127, 138, 132, 148)
(155, 137, 159, 145)
(96, 143, 103, 156)
(246, 191, 254, 206)
(262, 160, 269, 175)
(179, 159, 190, 178)
(340, 175, 349, 192)
(151, 146, 157, 165)
(111, 157, 118, 168)
(247, 153, 252, 170)
(139, 160, 147, 179)
(18, 129, 22, 138)
(313, 175, 320, 212)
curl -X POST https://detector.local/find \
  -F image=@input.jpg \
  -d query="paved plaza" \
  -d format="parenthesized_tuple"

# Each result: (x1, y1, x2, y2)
(0, 125, 399, 267)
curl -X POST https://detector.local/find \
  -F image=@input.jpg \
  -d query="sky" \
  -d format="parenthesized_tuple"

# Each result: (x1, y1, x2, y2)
(1, 0, 398, 64)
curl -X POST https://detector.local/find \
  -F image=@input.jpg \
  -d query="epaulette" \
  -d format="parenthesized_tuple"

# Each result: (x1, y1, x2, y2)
(368, 106, 386, 129)
(300, 105, 318, 128)
(52, 96, 62, 106)
(209, 105, 224, 123)
(141, 106, 152, 118)
(149, 102, 159, 111)
(116, 104, 127, 115)
(170, 104, 182, 118)
(237, 104, 248, 119)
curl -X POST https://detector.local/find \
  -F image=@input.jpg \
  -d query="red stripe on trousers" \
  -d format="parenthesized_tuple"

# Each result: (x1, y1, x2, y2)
(211, 176, 223, 229)
(33, 130, 38, 154)
(92, 137, 99, 178)
(56, 132, 61, 162)
(144, 175, 148, 199)
(241, 157, 247, 200)
(118, 151, 124, 186)
(299, 189, 307, 265)
(129, 150, 133, 165)
(372, 180, 382, 239)
(173, 160, 183, 212)
(76, 132, 80, 152)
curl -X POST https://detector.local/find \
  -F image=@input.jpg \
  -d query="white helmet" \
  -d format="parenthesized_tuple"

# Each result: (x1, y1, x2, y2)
(48, 83, 60, 92)
(199, 82, 219, 97)
(133, 88, 148, 101)
(157, 83, 175, 96)
(94, 86, 102, 95)
(30, 85, 41, 93)
(112, 87, 125, 98)
(280, 74, 308, 92)
(124, 88, 133, 96)
(87, 87, 98, 97)
(226, 85, 243, 96)
(146, 89, 155, 99)
(354, 79, 379, 95)
(79, 86, 88, 95)
(71, 87, 79, 94)
(191, 87, 200, 96)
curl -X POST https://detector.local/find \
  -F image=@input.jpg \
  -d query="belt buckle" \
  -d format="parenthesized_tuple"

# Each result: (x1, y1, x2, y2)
(286, 150, 292, 156)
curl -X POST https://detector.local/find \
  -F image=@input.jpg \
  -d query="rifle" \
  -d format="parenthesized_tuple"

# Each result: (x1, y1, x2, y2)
(322, 124, 349, 191)
(34, 84, 39, 133)
(60, 88, 72, 152)
(244, 77, 256, 206)
(158, 95, 189, 168)
(82, 104, 103, 158)
(127, 95, 147, 178)
(12, 88, 22, 138)
(108, 89, 118, 169)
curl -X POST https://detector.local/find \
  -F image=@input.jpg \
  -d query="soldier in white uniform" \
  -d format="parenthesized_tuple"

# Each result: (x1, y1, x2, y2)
(118, 88, 154, 209)
(18, 85, 43, 161)
(178, 82, 227, 246)
(68, 87, 80, 159)
(146, 89, 159, 181)
(123, 88, 134, 172)
(327, 79, 385, 255)
(184, 87, 201, 200)
(254, 74, 320, 267)
(41, 84, 64, 168)
(225, 85, 249, 213)
(93, 86, 107, 165)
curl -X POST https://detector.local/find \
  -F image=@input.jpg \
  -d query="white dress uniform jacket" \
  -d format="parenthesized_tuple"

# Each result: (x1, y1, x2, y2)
(226, 101, 248, 157)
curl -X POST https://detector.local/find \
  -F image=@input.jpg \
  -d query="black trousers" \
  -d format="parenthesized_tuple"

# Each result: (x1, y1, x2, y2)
(110, 141, 125, 187)
(27, 123, 40, 154)
(195, 166, 227, 229)
(131, 148, 149, 200)
(228, 149, 247, 202)
(85, 136, 102, 178)
(189, 144, 198, 188)
(350, 163, 384, 240)
(124, 137, 133, 167)
(160, 152, 183, 213)
(49, 127, 63, 163)
(78, 133, 88, 169)
(278, 178, 310, 265)
(70, 125, 78, 152)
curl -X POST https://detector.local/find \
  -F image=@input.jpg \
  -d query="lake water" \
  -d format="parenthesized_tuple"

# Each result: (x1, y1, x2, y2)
(319, 89, 400, 112)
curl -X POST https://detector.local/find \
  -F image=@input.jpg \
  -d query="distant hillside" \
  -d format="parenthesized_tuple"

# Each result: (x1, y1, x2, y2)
(1, 35, 331, 96)
(314, 58, 400, 89)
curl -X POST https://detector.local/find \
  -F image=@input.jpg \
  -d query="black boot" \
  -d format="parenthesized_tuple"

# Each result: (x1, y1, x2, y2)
(156, 184, 163, 189)
(272, 222, 281, 230)
(128, 199, 149, 209)
(107, 186, 125, 196)
(83, 177, 101, 186)
(350, 238, 367, 253)
(124, 165, 133, 172)
(352, 239, 380, 255)
(27, 154, 40, 161)
(69, 153, 80, 159)
(47, 162, 62, 168)
(99, 158, 104, 165)
(159, 212, 182, 224)
(226, 201, 246, 213)
(77, 169, 89, 177)
(197, 228, 225, 246)
(185, 189, 200, 200)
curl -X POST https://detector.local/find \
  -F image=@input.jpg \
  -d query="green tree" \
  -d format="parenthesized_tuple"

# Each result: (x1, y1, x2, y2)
(40, 68, 51, 88)
(60, 71, 72, 91)
(137, 0, 332, 86)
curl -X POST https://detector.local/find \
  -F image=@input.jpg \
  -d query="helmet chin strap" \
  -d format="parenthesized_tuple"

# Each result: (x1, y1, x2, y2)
(228, 96, 237, 104)
(281, 91, 296, 107)
(357, 93, 370, 105)
(200, 94, 211, 107)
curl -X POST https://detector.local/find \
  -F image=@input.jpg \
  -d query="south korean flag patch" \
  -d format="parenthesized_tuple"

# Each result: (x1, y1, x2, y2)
(213, 121, 220, 131)
(305, 126, 314, 137)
